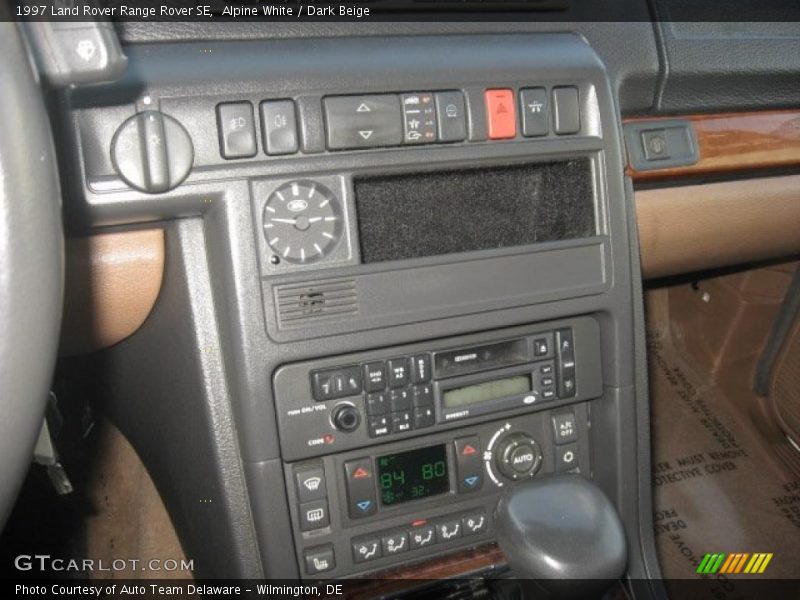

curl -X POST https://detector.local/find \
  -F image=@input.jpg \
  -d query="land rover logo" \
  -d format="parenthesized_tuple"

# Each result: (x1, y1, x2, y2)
(287, 199, 308, 212)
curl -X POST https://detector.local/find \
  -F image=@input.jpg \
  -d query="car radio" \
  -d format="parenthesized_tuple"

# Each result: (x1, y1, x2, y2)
(274, 316, 603, 578)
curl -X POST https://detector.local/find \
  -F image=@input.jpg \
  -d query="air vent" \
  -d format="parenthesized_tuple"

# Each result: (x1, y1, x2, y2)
(275, 279, 358, 327)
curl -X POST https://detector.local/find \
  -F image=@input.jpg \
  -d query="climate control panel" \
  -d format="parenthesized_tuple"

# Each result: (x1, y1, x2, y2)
(284, 404, 591, 579)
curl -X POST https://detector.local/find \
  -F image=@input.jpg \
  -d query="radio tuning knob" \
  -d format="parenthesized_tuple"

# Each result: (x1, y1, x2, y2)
(495, 432, 542, 481)
(331, 404, 361, 433)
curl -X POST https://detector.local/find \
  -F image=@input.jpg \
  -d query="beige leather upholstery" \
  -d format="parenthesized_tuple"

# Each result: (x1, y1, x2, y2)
(636, 175, 800, 279)
(60, 229, 164, 356)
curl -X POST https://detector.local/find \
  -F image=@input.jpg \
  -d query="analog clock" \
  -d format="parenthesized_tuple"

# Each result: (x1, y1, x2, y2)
(262, 180, 343, 264)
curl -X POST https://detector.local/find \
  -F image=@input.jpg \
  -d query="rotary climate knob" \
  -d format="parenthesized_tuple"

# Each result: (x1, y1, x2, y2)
(111, 110, 193, 193)
(495, 432, 542, 481)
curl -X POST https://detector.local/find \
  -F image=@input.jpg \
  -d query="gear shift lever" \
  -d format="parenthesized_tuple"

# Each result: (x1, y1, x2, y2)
(494, 474, 627, 598)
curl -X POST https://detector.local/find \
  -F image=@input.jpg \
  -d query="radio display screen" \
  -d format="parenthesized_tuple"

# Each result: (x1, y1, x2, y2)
(377, 444, 449, 506)
(442, 374, 532, 409)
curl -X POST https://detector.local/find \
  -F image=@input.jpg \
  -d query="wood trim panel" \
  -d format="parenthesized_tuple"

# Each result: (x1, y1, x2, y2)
(344, 544, 505, 599)
(625, 110, 800, 181)
(60, 229, 165, 356)
(636, 175, 800, 279)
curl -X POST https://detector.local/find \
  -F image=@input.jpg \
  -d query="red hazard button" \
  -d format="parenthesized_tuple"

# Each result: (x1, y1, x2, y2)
(353, 466, 370, 479)
(461, 444, 477, 456)
(485, 89, 516, 139)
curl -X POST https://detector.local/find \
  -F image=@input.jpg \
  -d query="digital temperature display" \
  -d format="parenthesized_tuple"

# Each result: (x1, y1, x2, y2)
(377, 444, 450, 506)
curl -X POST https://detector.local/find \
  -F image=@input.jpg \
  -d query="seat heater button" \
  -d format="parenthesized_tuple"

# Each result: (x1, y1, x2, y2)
(304, 545, 335, 575)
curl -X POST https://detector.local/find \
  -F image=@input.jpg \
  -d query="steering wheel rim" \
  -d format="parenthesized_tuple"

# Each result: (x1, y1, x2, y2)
(0, 22, 63, 528)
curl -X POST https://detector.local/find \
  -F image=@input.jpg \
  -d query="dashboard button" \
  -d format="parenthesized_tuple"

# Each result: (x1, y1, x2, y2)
(436, 518, 462, 543)
(389, 388, 412, 412)
(520, 87, 549, 137)
(391, 410, 413, 433)
(311, 366, 362, 401)
(410, 354, 432, 383)
(435, 91, 467, 142)
(412, 383, 433, 407)
(294, 463, 327, 503)
(344, 458, 378, 519)
(324, 94, 403, 150)
(311, 371, 334, 401)
(366, 391, 388, 416)
(552, 411, 578, 445)
(553, 86, 580, 135)
(368, 415, 391, 438)
(352, 538, 382, 563)
(555, 328, 576, 398)
(217, 102, 257, 159)
(387, 358, 409, 388)
(641, 129, 671, 161)
(364, 362, 387, 392)
(409, 524, 437, 549)
(381, 531, 410, 555)
(556, 443, 579, 472)
(304, 545, 335, 575)
(533, 335, 551, 357)
(413, 406, 435, 429)
(485, 89, 516, 140)
(454, 436, 484, 493)
(462, 512, 488, 536)
(299, 499, 330, 531)
(260, 99, 299, 155)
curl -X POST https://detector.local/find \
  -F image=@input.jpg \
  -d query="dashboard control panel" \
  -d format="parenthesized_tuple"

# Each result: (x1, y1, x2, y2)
(206, 85, 582, 164)
(274, 317, 599, 462)
(274, 317, 601, 578)
(284, 403, 591, 578)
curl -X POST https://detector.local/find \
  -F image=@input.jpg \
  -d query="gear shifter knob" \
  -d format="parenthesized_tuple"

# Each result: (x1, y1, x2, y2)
(494, 475, 627, 598)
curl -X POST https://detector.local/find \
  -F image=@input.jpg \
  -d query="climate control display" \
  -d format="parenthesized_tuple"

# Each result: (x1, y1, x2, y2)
(377, 444, 450, 506)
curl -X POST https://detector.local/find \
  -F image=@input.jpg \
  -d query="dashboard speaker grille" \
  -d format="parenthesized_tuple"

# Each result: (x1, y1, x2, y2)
(275, 279, 358, 326)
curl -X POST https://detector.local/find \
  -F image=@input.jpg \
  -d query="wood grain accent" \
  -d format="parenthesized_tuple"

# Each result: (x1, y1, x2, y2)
(60, 229, 165, 356)
(626, 110, 800, 181)
(636, 175, 800, 279)
(343, 544, 505, 599)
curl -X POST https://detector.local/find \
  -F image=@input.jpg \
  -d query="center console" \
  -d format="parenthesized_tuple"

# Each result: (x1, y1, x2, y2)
(63, 31, 660, 594)
(276, 318, 600, 577)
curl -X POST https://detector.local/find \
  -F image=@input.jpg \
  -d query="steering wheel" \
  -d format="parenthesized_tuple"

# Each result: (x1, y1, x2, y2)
(0, 23, 63, 527)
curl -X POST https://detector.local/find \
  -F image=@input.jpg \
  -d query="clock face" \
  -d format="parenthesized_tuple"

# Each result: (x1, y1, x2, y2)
(262, 180, 343, 264)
